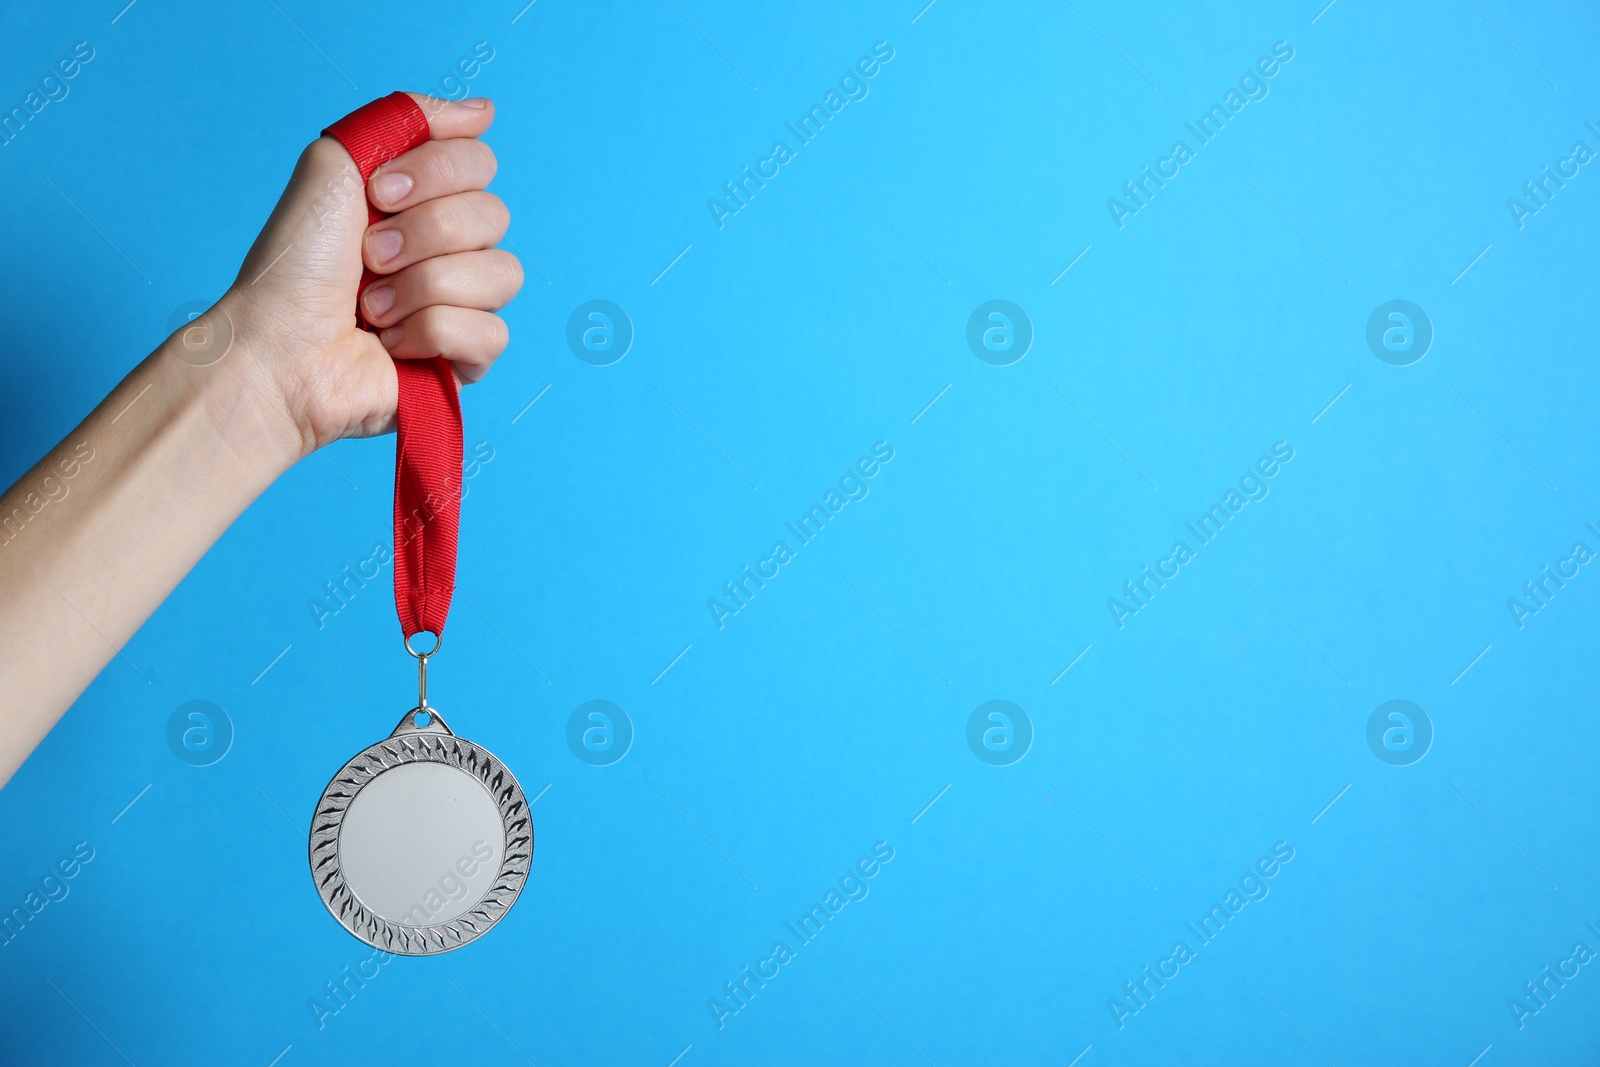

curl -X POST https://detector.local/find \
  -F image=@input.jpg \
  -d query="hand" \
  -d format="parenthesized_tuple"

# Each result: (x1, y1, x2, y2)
(216, 94, 522, 457)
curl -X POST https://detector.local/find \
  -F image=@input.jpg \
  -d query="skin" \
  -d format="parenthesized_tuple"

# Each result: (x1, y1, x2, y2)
(0, 94, 521, 787)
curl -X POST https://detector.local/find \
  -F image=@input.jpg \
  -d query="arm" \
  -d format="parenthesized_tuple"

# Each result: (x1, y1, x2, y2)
(0, 94, 522, 787)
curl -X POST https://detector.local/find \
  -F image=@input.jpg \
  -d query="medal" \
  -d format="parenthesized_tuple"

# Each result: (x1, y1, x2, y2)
(307, 93, 531, 955)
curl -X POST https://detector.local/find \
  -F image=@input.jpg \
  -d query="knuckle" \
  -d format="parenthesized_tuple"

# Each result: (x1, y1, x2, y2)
(478, 193, 510, 236)
(422, 201, 461, 249)
(468, 139, 498, 184)
(425, 145, 463, 194)
(405, 257, 446, 298)
(480, 249, 517, 285)
(303, 136, 351, 174)
(413, 306, 448, 347)
(301, 139, 361, 206)
(499, 252, 525, 293)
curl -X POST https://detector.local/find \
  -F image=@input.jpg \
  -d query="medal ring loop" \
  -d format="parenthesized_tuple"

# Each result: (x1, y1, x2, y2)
(404, 630, 442, 660)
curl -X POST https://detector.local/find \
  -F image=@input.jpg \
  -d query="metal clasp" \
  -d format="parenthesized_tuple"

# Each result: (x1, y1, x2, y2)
(404, 630, 442, 712)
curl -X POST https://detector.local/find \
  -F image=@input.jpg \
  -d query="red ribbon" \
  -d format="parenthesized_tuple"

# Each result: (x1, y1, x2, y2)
(324, 93, 462, 642)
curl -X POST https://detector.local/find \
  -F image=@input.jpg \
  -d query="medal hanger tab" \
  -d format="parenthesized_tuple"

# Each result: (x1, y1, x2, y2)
(390, 705, 454, 739)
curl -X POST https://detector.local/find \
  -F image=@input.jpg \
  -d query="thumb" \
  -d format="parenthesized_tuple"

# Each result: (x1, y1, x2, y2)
(228, 134, 369, 345)
(233, 95, 496, 304)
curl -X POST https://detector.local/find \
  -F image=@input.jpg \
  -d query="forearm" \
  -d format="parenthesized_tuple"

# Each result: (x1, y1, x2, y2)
(0, 298, 303, 786)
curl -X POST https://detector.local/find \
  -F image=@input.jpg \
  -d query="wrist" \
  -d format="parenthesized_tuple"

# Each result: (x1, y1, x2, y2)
(163, 292, 310, 475)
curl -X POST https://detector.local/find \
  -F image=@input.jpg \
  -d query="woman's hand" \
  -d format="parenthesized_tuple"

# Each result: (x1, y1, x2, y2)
(218, 93, 522, 457)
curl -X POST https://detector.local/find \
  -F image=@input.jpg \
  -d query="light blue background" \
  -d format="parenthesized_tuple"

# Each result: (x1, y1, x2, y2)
(2, 1, 1598, 1064)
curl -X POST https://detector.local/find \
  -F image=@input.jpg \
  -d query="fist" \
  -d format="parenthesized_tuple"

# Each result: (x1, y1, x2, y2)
(215, 94, 521, 455)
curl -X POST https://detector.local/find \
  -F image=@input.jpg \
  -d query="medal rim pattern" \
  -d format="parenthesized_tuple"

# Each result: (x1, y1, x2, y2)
(308, 711, 533, 956)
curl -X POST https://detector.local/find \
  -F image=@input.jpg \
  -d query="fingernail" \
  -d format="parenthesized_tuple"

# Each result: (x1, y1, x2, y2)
(460, 98, 490, 109)
(368, 228, 403, 266)
(363, 285, 396, 317)
(379, 325, 403, 348)
(372, 171, 412, 207)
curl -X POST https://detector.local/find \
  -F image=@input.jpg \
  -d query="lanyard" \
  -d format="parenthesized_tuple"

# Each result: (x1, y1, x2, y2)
(323, 92, 463, 648)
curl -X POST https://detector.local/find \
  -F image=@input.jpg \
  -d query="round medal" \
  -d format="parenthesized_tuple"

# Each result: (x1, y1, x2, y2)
(309, 703, 531, 955)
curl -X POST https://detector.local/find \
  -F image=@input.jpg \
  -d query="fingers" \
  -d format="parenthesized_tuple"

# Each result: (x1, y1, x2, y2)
(368, 138, 498, 213)
(364, 191, 510, 274)
(360, 251, 523, 327)
(358, 95, 514, 388)
(377, 306, 509, 384)
(404, 93, 494, 140)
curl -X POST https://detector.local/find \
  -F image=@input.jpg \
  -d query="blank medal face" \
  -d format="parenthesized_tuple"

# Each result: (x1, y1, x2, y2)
(310, 709, 532, 955)
(339, 761, 505, 926)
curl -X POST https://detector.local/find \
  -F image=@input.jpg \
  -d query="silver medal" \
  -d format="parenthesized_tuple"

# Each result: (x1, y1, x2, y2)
(309, 638, 532, 955)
